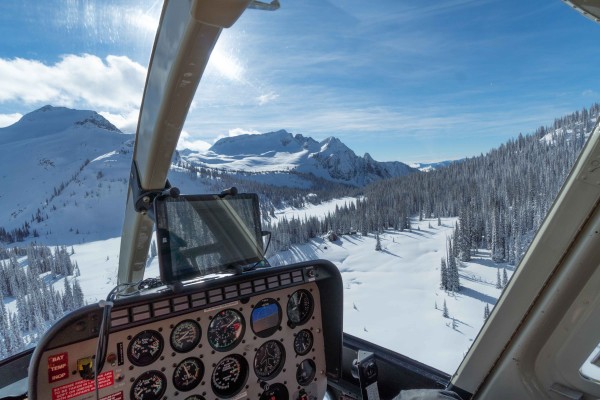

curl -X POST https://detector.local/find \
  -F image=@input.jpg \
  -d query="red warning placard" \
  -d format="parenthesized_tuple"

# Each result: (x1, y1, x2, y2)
(51, 371, 114, 400)
(48, 353, 69, 384)
(100, 391, 123, 400)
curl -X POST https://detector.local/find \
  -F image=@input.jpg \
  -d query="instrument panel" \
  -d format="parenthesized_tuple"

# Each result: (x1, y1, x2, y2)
(29, 261, 343, 400)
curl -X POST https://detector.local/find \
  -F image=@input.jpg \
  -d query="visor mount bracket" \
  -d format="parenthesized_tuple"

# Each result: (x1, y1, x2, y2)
(129, 161, 180, 218)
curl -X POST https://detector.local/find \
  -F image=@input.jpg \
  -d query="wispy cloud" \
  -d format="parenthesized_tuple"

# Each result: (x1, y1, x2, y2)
(98, 110, 139, 134)
(229, 128, 260, 137)
(257, 92, 279, 105)
(177, 130, 212, 152)
(0, 113, 22, 128)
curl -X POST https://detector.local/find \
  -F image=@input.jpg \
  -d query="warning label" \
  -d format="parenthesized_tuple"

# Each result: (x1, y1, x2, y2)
(51, 371, 114, 400)
(100, 391, 123, 400)
(48, 353, 69, 384)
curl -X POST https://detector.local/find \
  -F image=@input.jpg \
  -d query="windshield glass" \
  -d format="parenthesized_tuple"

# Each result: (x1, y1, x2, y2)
(0, 0, 599, 378)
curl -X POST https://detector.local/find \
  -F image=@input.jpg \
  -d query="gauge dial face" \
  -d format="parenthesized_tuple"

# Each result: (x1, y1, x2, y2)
(296, 359, 316, 386)
(171, 319, 202, 353)
(287, 289, 314, 326)
(127, 330, 164, 366)
(207, 309, 245, 351)
(259, 383, 289, 400)
(251, 298, 282, 338)
(293, 329, 314, 356)
(173, 357, 204, 392)
(130, 370, 167, 400)
(211, 354, 249, 398)
(254, 340, 285, 380)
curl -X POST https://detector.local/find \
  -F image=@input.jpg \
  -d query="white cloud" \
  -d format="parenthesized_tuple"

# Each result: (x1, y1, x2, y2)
(228, 128, 260, 137)
(0, 54, 146, 113)
(0, 113, 22, 128)
(177, 130, 212, 152)
(257, 91, 279, 106)
(99, 110, 139, 134)
(582, 89, 597, 97)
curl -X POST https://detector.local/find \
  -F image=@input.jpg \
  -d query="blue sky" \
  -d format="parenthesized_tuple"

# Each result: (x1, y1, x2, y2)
(0, 0, 599, 163)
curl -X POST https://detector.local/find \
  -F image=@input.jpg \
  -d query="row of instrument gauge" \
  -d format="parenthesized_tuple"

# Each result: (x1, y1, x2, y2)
(35, 282, 327, 400)
(32, 261, 343, 400)
(123, 287, 318, 399)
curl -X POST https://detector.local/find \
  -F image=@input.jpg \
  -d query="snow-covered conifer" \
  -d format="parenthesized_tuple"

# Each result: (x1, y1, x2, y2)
(72, 279, 84, 308)
(440, 258, 448, 290)
(496, 268, 502, 289)
(63, 277, 74, 311)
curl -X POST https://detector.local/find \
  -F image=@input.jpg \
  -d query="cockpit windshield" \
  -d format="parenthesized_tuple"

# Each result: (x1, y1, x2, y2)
(1, 0, 600, 381)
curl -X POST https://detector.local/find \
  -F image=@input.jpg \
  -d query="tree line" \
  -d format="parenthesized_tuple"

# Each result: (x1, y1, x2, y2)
(265, 103, 599, 268)
(0, 244, 84, 358)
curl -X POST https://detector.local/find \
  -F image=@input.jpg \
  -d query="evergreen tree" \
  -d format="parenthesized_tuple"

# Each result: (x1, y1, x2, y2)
(484, 303, 491, 320)
(442, 300, 449, 318)
(502, 268, 508, 288)
(8, 313, 24, 354)
(496, 268, 502, 289)
(72, 279, 84, 308)
(375, 233, 382, 251)
(63, 277, 74, 311)
(447, 239, 460, 292)
(440, 258, 448, 290)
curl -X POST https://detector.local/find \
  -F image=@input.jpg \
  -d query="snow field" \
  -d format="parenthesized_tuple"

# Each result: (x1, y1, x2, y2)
(268, 217, 512, 373)
(4, 214, 511, 375)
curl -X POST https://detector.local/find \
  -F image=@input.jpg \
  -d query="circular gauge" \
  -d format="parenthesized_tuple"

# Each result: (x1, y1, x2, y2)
(287, 289, 314, 326)
(251, 298, 282, 338)
(184, 396, 206, 400)
(207, 309, 245, 351)
(259, 383, 289, 400)
(130, 370, 167, 400)
(171, 319, 202, 353)
(254, 340, 286, 380)
(173, 357, 204, 392)
(211, 354, 249, 398)
(296, 359, 316, 386)
(293, 329, 314, 356)
(127, 330, 164, 367)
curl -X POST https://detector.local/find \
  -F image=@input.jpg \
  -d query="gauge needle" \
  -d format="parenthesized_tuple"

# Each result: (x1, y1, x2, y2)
(183, 363, 192, 378)
(224, 318, 237, 329)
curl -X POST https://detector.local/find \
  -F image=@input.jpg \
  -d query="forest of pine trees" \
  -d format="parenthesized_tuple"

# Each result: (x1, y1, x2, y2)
(0, 244, 84, 358)
(265, 103, 599, 269)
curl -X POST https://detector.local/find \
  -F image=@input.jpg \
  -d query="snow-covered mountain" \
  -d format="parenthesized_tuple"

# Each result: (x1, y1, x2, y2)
(0, 106, 133, 241)
(409, 160, 456, 172)
(0, 106, 417, 245)
(184, 129, 416, 186)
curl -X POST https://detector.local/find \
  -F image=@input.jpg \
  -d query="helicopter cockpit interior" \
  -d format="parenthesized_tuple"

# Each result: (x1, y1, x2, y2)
(27, 189, 344, 400)
(2, 1, 600, 400)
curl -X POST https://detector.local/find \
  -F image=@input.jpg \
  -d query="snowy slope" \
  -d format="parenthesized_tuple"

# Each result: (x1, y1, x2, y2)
(184, 130, 416, 186)
(409, 160, 456, 172)
(0, 106, 216, 245)
(267, 217, 511, 373)
(0, 106, 132, 239)
(34, 215, 509, 374)
(0, 107, 418, 245)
